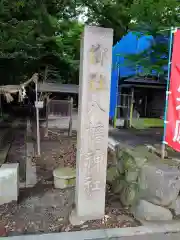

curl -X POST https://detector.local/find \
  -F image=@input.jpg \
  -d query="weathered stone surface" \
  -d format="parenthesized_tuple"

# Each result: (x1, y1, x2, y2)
(113, 145, 149, 206)
(111, 144, 180, 208)
(120, 183, 137, 206)
(169, 197, 180, 216)
(69, 209, 85, 226)
(125, 169, 139, 183)
(53, 167, 76, 189)
(106, 166, 118, 182)
(117, 146, 149, 170)
(139, 162, 180, 206)
(75, 26, 113, 220)
(132, 200, 173, 221)
(0, 163, 19, 205)
(108, 137, 119, 152)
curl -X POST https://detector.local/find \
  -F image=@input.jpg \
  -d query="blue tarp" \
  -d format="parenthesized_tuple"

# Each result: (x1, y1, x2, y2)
(109, 31, 168, 119)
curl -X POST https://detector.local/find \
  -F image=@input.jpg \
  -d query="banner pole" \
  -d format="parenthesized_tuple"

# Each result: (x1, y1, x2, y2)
(161, 27, 174, 158)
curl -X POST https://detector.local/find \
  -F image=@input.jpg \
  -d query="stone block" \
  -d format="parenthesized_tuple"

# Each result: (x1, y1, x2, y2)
(117, 146, 149, 170)
(53, 167, 76, 189)
(132, 199, 173, 221)
(106, 166, 118, 182)
(75, 26, 113, 220)
(169, 197, 180, 216)
(125, 169, 139, 183)
(120, 182, 137, 206)
(0, 163, 19, 204)
(139, 162, 180, 206)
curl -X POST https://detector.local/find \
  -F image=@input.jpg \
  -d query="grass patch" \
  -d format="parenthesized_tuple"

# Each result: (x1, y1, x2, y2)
(132, 118, 164, 129)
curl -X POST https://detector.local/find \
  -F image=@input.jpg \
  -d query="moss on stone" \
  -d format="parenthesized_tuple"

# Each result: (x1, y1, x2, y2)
(65, 177, 75, 187)
(107, 166, 119, 182)
(111, 142, 180, 208)
(120, 182, 138, 207)
(125, 169, 139, 183)
(53, 167, 76, 179)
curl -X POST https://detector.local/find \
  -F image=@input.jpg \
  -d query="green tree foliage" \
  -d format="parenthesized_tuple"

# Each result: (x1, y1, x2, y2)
(2, 0, 178, 85)
(125, 0, 180, 77)
(130, 0, 180, 33)
(79, 0, 133, 43)
(79, 0, 180, 78)
(0, 0, 83, 84)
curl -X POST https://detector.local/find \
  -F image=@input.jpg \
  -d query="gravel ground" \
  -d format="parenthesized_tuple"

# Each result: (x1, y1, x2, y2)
(0, 127, 140, 237)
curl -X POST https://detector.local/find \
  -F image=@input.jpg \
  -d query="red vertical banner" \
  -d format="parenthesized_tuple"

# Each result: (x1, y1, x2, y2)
(165, 29, 180, 152)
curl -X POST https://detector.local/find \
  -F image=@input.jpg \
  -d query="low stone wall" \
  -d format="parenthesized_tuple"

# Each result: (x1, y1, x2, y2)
(107, 143, 180, 222)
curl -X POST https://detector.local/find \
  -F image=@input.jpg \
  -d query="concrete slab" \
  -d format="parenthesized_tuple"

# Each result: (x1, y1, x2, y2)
(105, 222, 180, 238)
(9, 229, 107, 240)
(108, 233, 180, 240)
(137, 219, 180, 227)
(8, 223, 180, 239)
(0, 163, 19, 204)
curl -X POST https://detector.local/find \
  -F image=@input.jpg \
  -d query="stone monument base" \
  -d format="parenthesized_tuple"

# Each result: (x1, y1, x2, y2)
(69, 208, 104, 226)
(69, 209, 85, 226)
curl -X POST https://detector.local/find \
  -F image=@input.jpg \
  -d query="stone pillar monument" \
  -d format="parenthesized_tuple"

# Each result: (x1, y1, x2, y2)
(70, 26, 113, 223)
